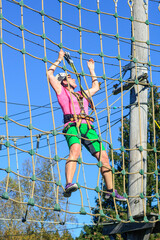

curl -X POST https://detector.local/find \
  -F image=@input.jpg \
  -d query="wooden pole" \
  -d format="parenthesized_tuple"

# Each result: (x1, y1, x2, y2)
(128, 0, 148, 219)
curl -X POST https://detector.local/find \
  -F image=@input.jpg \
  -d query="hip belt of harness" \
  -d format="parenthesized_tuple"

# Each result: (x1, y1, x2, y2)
(64, 114, 94, 124)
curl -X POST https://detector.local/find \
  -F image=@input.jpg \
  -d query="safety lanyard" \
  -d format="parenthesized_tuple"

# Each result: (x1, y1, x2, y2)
(72, 92, 86, 115)
(64, 52, 94, 110)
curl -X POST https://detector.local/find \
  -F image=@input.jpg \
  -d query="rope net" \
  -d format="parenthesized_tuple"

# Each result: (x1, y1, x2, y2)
(0, 0, 160, 230)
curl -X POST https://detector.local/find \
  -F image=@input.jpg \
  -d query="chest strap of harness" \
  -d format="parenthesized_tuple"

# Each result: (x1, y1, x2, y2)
(67, 92, 94, 129)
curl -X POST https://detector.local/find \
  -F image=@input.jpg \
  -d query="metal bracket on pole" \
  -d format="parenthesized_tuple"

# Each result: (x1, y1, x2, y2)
(122, 62, 148, 78)
(113, 73, 148, 95)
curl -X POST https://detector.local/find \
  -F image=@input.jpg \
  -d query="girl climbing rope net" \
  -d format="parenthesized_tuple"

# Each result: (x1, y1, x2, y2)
(47, 49, 126, 201)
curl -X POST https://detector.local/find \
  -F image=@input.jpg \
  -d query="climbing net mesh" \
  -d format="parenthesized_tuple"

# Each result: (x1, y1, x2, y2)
(0, 0, 160, 230)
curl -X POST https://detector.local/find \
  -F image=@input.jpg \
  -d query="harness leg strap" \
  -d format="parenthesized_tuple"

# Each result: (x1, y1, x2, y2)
(77, 118, 82, 128)
(86, 119, 91, 129)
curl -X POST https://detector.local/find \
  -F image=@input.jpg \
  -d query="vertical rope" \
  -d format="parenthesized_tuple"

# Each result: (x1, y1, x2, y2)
(96, 0, 115, 216)
(0, 0, 11, 196)
(19, 2, 36, 201)
(14, 139, 23, 213)
(112, 0, 124, 218)
(81, 157, 94, 223)
(41, 0, 63, 211)
(47, 134, 56, 198)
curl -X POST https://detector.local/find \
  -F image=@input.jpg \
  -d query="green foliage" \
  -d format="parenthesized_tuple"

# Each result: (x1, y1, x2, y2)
(76, 225, 110, 240)
(147, 88, 160, 213)
(61, 230, 74, 240)
(0, 228, 74, 240)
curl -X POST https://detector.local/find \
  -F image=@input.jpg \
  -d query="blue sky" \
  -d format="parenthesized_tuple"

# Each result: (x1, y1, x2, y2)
(0, 0, 160, 238)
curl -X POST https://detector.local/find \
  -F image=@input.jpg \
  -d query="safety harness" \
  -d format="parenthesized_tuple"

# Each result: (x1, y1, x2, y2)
(63, 92, 94, 129)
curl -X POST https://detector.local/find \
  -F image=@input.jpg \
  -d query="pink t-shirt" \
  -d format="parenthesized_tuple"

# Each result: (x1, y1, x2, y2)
(57, 86, 89, 127)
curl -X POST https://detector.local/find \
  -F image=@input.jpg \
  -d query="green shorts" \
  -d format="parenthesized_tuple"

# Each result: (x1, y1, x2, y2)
(63, 123, 105, 155)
